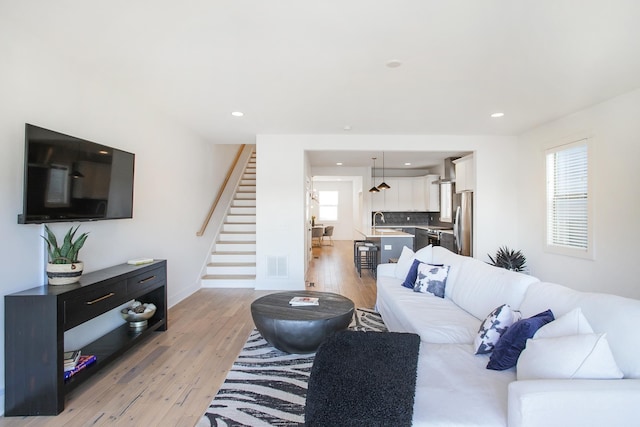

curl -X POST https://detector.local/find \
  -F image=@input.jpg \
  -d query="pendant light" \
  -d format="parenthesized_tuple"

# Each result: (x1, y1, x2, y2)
(377, 151, 391, 190)
(369, 157, 380, 192)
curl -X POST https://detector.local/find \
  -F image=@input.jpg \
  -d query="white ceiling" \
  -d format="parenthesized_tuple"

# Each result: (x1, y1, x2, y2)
(4, 1, 640, 169)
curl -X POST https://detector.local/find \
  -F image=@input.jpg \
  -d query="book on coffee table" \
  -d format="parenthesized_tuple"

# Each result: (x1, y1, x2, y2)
(289, 296, 319, 306)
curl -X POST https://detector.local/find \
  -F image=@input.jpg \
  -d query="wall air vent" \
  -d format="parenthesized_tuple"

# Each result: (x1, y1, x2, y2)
(266, 255, 288, 278)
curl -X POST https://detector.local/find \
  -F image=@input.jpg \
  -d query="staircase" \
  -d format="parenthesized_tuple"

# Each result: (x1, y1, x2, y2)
(201, 151, 256, 288)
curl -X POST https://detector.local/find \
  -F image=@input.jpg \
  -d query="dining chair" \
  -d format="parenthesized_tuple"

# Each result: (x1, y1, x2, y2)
(322, 226, 334, 246)
(312, 227, 323, 247)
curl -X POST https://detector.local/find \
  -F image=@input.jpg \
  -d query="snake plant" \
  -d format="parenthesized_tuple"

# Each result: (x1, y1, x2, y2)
(42, 225, 89, 264)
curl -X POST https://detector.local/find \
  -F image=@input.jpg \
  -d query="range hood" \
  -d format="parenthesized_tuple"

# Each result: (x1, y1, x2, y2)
(434, 157, 458, 184)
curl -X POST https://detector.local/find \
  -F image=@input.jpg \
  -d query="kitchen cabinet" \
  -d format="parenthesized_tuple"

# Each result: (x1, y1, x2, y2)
(397, 178, 414, 211)
(424, 174, 440, 211)
(401, 227, 416, 250)
(371, 175, 442, 212)
(454, 155, 474, 193)
(440, 232, 457, 253)
(415, 228, 430, 251)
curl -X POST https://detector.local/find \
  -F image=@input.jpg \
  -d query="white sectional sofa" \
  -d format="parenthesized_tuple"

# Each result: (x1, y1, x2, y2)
(375, 245, 640, 427)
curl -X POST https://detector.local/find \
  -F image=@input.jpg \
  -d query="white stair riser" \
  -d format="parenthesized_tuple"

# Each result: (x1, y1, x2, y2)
(206, 265, 256, 275)
(232, 199, 256, 207)
(211, 253, 256, 263)
(238, 185, 256, 192)
(219, 232, 255, 241)
(223, 223, 256, 232)
(243, 173, 256, 179)
(236, 192, 256, 200)
(240, 179, 256, 185)
(226, 215, 256, 223)
(201, 278, 256, 288)
(229, 206, 256, 215)
(215, 242, 256, 251)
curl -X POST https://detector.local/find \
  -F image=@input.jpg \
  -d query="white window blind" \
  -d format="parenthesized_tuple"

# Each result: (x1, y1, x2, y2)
(318, 191, 338, 221)
(545, 139, 591, 257)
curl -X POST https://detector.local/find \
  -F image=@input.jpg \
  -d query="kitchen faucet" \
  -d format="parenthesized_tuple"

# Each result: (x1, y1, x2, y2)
(373, 211, 385, 228)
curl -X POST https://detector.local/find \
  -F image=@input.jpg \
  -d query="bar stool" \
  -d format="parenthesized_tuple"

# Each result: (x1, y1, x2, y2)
(356, 243, 379, 278)
(353, 240, 372, 266)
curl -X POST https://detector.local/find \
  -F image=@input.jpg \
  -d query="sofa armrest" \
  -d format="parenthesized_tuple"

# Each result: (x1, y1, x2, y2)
(377, 263, 395, 278)
(508, 379, 640, 427)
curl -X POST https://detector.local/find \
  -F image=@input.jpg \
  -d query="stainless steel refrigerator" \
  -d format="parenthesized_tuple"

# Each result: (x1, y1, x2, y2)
(453, 191, 473, 257)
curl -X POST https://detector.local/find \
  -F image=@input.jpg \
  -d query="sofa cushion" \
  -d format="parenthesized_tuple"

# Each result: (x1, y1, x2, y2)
(394, 245, 433, 280)
(520, 281, 640, 379)
(413, 263, 449, 298)
(517, 333, 623, 380)
(487, 310, 554, 371)
(474, 304, 522, 355)
(376, 274, 480, 344)
(432, 247, 538, 320)
(413, 343, 515, 427)
(533, 307, 593, 339)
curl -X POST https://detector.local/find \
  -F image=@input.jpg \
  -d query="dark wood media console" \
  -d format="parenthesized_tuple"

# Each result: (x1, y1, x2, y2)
(4, 260, 168, 416)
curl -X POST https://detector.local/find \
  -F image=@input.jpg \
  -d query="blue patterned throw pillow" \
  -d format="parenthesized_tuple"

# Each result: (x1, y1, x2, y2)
(474, 304, 522, 355)
(413, 263, 450, 298)
(401, 259, 423, 289)
(487, 309, 555, 370)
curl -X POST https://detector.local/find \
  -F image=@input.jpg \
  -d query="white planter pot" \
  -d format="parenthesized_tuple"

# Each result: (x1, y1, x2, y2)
(46, 261, 84, 285)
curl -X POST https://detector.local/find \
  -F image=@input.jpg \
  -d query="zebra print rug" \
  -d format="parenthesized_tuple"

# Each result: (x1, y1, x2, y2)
(197, 308, 387, 427)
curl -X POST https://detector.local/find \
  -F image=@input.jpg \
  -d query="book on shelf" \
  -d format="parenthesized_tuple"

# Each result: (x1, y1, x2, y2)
(64, 355, 97, 380)
(289, 296, 319, 306)
(63, 350, 81, 372)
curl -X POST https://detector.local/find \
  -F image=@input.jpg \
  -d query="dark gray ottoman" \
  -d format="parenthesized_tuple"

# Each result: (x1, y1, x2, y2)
(305, 330, 420, 427)
(250, 291, 354, 354)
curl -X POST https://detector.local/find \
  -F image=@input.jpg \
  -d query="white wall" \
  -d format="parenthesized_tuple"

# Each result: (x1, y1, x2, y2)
(256, 134, 521, 290)
(310, 181, 354, 241)
(517, 89, 640, 298)
(0, 29, 238, 411)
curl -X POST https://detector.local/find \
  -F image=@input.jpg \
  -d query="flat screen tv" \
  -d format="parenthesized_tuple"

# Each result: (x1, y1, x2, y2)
(18, 124, 135, 224)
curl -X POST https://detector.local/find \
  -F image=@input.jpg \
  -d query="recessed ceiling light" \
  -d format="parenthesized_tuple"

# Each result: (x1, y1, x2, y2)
(490, 112, 505, 118)
(231, 111, 244, 117)
(336, 162, 343, 166)
(404, 162, 411, 166)
(343, 125, 351, 131)
(386, 59, 402, 68)
(98, 150, 109, 155)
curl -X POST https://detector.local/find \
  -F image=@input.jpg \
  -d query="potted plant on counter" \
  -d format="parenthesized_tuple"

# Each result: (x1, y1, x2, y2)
(487, 246, 527, 272)
(42, 225, 89, 285)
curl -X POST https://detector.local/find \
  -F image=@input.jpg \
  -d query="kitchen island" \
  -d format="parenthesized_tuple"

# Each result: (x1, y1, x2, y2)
(355, 228, 414, 264)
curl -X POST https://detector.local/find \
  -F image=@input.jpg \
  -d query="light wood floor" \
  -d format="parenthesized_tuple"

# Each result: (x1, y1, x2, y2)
(0, 240, 377, 426)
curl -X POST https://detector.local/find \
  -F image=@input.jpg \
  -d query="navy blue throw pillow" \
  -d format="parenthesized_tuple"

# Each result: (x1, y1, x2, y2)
(401, 259, 423, 289)
(486, 309, 554, 371)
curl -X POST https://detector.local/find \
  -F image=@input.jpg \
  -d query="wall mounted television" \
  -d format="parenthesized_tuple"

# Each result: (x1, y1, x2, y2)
(18, 124, 135, 224)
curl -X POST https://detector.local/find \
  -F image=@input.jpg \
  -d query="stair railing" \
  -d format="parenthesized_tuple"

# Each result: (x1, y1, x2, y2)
(196, 144, 247, 237)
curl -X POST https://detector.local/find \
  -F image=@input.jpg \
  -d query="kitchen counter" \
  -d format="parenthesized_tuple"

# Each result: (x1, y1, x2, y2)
(355, 228, 414, 265)
(355, 228, 414, 238)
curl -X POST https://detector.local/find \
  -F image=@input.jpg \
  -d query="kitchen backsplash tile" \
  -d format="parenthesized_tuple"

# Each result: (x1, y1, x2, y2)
(372, 211, 437, 226)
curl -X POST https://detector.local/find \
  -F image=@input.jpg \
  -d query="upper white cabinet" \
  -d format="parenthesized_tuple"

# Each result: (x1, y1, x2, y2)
(454, 155, 474, 193)
(370, 175, 442, 211)
(370, 177, 424, 211)
(424, 174, 440, 211)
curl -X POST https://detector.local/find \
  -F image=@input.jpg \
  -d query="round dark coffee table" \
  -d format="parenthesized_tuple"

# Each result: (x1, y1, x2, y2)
(250, 291, 354, 354)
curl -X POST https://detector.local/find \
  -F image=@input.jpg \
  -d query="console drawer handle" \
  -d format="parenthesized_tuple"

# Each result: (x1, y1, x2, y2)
(86, 292, 115, 305)
(138, 275, 156, 284)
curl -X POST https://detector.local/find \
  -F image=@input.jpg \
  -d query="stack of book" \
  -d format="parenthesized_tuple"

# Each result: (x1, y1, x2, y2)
(63, 350, 81, 372)
(63, 350, 97, 380)
(289, 296, 319, 306)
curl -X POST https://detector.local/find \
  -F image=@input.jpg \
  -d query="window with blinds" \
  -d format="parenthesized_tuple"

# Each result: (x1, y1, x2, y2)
(545, 139, 592, 258)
